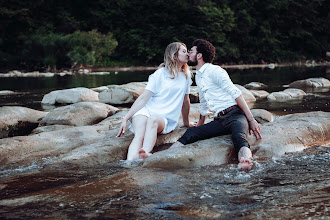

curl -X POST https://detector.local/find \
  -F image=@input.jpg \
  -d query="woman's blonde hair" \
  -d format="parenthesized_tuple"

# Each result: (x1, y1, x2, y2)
(159, 42, 189, 79)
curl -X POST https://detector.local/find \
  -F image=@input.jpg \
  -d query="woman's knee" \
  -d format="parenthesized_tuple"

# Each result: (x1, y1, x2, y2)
(147, 116, 162, 128)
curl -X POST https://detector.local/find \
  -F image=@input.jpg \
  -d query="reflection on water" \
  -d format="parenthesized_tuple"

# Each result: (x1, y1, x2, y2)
(0, 146, 329, 219)
(0, 66, 330, 114)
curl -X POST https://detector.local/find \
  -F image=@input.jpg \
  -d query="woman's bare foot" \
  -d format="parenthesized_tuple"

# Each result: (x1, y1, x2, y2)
(138, 148, 152, 159)
(238, 146, 253, 171)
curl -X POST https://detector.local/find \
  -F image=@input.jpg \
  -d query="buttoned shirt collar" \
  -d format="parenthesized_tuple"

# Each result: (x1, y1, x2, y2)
(196, 63, 210, 75)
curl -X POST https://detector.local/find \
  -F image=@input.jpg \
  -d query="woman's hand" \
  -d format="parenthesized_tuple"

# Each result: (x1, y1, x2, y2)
(116, 118, 128, 137)
(183, 121, 197, 128)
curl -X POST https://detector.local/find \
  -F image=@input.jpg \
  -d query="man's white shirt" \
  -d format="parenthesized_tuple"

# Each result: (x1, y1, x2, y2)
(195, 63, 241, 116)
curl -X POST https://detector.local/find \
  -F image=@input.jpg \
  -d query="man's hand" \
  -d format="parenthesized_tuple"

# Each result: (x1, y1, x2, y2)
(248, 119, 262, 140)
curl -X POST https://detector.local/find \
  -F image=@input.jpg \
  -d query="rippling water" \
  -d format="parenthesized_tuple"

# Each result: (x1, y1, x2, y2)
(0, 146, 329, 219)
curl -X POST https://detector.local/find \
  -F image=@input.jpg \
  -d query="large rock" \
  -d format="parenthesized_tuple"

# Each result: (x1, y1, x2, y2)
(40, 102, 119, 126)
(0, 109, 328, 171)
(142, 111, 330, 169)
(249, 90, 269, 100)
(0, 90, 15, 95)
(267, 88, 306, 101)
(0, 106, 47, 138)
(235, 84, 256, 102)
(289, 77, 330, 89)
(41, 88, 99, 105)
(0, 126, 107, 170)
(99, 82, 146, 104)
(250, 109, 274, 123)
(244, 82, 267, 90)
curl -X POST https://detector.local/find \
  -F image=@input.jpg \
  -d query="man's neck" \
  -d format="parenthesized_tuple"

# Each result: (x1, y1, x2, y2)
(196, 61, 206, 71)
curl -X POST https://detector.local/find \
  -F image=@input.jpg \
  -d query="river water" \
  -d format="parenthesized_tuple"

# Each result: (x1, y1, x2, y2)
(0, 66, 329, 219)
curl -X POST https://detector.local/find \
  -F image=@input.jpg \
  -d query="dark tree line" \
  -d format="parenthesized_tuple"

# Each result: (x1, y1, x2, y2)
(0, 0, 329, 71)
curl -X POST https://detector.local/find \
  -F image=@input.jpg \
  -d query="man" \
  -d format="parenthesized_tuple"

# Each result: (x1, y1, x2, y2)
(171, 39, 262, 170)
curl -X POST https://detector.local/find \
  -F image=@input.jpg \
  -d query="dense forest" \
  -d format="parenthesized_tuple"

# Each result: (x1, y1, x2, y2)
(0, 0, 329, 71)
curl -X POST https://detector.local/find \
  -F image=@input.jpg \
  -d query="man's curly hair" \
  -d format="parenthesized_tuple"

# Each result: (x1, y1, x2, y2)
(192, 39, 216, 63)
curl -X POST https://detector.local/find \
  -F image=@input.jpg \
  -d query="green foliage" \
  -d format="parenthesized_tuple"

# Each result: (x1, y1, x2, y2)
(20, 29, 117, 70)
(0, 0, 328, 70)
(66, 30, 118, 67)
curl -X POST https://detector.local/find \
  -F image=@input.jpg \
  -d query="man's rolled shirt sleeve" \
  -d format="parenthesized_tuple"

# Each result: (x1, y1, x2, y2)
(199, 90, 209, 116)
(212, 68, 241, 99)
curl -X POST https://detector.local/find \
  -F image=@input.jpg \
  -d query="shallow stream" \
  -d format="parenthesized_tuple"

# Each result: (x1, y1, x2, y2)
(0, 66, 329, 219)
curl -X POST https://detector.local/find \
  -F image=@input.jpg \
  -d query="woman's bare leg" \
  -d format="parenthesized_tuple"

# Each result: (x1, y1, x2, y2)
(139, 116, 165, 159)
(126, 115, 148, 161)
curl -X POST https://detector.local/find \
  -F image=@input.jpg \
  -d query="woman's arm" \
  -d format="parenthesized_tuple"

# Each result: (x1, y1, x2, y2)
(181, 94, 191, 127)
(116, 90, 153, 137)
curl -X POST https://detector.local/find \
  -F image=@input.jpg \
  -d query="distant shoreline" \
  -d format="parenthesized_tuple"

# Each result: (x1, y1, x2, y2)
(92, 61, 330, 72)
(1, 61, 329, 74)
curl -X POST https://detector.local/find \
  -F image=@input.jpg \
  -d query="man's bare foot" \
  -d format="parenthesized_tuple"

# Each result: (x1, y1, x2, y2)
(238, 146, 253, 171)
(239, 157, 252, 170)
(139, 148, 152, 159)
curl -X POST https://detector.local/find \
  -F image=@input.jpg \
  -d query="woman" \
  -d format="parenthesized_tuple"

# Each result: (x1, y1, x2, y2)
(117, 42, 194, 160)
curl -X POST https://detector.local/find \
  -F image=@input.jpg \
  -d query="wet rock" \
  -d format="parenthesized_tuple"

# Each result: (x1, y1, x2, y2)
(142, 111, 330, 169)
(92, 86, 109, 93)
(0, 90, 15, 95)
(42, 88, 99, 105)
(0, 106, 47, 139)
(99, 82, 147, 104)
(267, 88, 306, 101)
(282, 88, 306, 97)
(250, 109, 274, 123)
(99, 86, 134, 104)
(249, 90, 269, 100)
(289, 77, 330, 89)
(118, 82, 147, 100)
(31, 125, 73, 134)
(143, 136, 233, 169)
(253, 111, 330, 158)
(235, 84, 256, 102)
(39, 102, 119, 126)
(0, 126, 107, 170)
(0, 109, 327, 171)
(244, 82, 267, 90)
(267, 91, 291, 101)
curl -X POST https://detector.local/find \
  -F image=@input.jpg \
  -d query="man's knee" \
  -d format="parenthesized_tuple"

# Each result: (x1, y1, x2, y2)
(178, 127, 200, 145)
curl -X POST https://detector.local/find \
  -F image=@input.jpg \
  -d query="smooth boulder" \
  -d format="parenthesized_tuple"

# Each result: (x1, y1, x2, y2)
(267, 88, 306, 101)
(244, 82, 267, 90)
(235, 84, 256, 102)
(99, 82, 146, 104)
(142, 111, 330, 169)
(42, 88, 99, 105)
(289, 77, 330, 89)
(40, 102, 119, 126)
(0, 106, 47, 138)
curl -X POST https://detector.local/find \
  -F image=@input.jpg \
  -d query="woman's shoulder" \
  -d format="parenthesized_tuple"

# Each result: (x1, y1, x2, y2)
(151, 67, 166, 78)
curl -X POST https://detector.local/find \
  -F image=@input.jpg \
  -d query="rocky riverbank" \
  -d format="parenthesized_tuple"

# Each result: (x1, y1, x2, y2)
(0, 77, 329, 171)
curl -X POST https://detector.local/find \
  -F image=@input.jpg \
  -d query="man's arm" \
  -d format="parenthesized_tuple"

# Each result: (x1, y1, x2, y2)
(235, 94, 262, 139)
